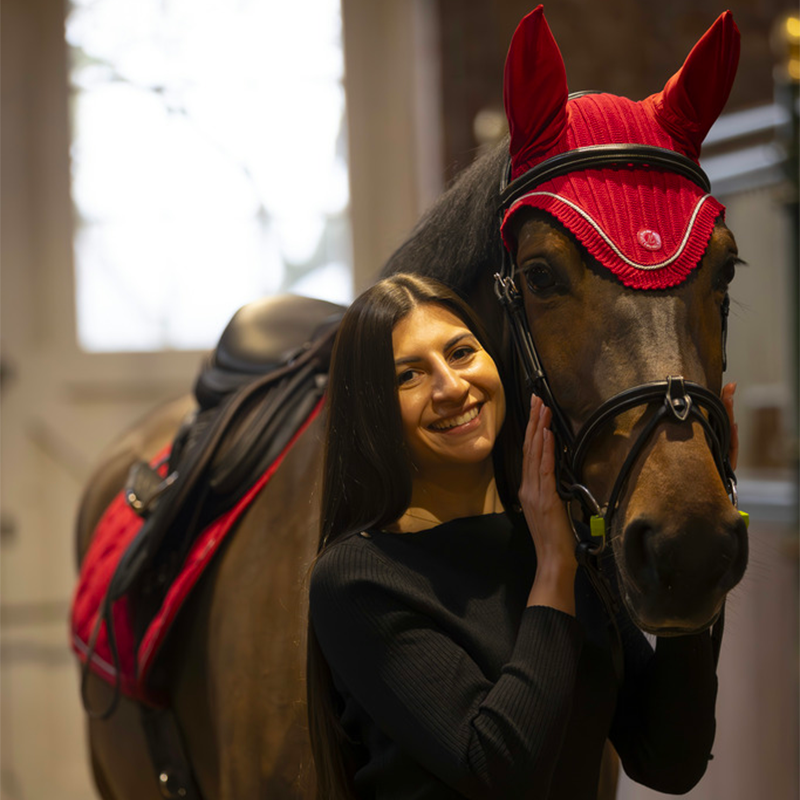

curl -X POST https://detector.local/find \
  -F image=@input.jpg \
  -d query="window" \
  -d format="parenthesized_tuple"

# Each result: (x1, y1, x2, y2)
(67, 0, 351, 352)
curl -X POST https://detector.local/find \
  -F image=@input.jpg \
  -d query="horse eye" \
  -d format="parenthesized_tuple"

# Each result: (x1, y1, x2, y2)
(522, 265, 556, 293)
(716, 258, 740, 291)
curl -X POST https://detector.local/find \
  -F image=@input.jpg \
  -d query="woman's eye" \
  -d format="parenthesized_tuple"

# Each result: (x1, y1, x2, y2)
(450, 346, 475, 362)
(522, 264, 556, 293)
(397, 369, 417, 386)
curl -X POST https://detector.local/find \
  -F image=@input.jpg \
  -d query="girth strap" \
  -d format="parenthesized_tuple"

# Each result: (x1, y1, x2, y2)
(140, 706, 204, 800)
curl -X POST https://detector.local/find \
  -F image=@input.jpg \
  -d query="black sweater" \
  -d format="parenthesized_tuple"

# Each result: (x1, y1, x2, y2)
(310, 513, 718, 799)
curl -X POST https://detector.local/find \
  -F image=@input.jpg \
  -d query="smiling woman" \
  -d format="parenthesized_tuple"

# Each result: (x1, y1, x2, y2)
(310, 274, 519, 546)
(305, 273, 730, 800)
(391, 303, 506, 522)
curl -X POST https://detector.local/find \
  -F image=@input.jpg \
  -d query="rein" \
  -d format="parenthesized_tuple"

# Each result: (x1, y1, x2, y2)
(494, 142, 741, 552)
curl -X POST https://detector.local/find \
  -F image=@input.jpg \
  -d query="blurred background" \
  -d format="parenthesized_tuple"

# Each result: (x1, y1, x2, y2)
(1, 0, 797, 798)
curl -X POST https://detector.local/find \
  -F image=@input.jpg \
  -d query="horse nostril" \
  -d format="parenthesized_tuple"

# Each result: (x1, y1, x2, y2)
(622, 517, 661, 593)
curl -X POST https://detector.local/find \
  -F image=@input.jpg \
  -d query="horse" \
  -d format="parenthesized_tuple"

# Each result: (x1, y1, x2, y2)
(74, 9, 748, 799)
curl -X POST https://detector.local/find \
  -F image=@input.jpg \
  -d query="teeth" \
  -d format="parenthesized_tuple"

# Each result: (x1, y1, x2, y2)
(431, 406, 479, 430)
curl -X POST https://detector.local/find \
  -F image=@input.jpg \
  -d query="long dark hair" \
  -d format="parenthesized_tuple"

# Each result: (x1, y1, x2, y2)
(307, 272, 519, 800)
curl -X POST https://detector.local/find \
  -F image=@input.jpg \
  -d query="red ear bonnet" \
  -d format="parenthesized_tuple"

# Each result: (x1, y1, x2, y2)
(504, 6, 568, 167)
(501, 8, 740, 289)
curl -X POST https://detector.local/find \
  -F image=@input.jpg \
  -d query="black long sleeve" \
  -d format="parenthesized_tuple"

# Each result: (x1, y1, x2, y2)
(311, 526, 583, 799)
(610, 622, 718, 792)
(310, 513, 720, 799)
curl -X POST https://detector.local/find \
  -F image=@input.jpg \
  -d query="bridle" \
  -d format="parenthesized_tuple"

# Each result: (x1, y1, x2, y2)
(493, 137, 744, 564)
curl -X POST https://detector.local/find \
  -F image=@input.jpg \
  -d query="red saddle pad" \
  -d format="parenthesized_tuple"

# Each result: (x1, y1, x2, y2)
(71, 397, 323, 706)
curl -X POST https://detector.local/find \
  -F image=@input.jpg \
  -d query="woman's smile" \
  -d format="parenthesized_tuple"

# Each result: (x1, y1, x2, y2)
(428, 404, 482, 432)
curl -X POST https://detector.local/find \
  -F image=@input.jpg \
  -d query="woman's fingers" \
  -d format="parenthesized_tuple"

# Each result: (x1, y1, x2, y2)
(540, 427, 555, 482)
(523, 396, 544, 485)
(531, 400, 547, 472)
(519, 401, 576, 568)
(524, 394, 541, 453)
(521, 397, 559, 508)
(538, 405, 554, 476)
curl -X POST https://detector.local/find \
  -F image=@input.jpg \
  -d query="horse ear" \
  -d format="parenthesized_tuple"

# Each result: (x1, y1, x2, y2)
(504, 5, 568, 174)
(649, 10, 740, 160)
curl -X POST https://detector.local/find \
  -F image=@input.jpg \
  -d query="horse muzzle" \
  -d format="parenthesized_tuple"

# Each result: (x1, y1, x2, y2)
(616, 485, 749, 634)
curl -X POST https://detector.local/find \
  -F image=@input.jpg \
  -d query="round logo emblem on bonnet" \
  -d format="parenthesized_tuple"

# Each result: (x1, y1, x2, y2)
(637, 229, 663, 251)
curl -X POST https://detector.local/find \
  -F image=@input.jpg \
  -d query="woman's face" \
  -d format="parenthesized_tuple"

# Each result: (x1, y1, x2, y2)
(392, 303, 506, 477)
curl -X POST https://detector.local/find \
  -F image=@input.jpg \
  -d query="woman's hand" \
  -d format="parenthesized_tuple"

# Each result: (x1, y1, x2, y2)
(721, 382, 739, 470)
(519, 395, 577, 615)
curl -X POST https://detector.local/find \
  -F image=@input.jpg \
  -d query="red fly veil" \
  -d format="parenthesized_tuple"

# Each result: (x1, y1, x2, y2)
(501, 6, 740, 289)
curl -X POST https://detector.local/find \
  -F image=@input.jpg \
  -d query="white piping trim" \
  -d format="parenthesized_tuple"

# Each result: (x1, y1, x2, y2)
(509, 191, 713, 271)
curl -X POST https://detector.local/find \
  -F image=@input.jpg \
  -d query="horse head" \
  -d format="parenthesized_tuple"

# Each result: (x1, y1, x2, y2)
(498, 6, 748, 635)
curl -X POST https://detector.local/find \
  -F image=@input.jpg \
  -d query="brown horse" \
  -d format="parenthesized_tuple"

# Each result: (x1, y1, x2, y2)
(75, 12, 748, 800)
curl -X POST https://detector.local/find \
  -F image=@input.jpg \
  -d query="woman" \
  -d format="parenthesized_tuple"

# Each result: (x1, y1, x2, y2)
(307, 273, 736, 800)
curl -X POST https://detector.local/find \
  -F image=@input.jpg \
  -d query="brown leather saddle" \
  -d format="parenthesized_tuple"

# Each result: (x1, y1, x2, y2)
(131, 293, 343, 621)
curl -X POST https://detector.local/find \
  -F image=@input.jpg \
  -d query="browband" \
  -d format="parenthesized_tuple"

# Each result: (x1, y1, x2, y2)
(499, 144, 712, 213)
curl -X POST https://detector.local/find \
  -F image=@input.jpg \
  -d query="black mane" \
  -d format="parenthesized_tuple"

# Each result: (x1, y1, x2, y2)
(381, 139, 508, 299)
